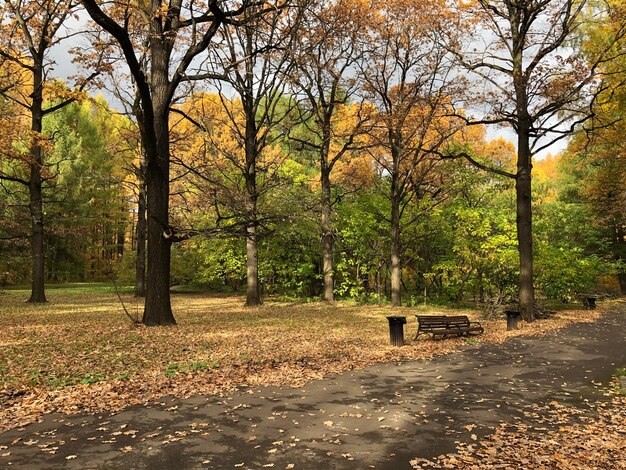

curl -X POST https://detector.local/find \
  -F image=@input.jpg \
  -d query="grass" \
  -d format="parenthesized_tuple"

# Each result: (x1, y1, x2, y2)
(2, 283, 136, 294)
(0, 287, 606, 432)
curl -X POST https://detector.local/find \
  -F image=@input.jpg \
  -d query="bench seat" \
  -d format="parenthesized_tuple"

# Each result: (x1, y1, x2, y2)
(415, 315, 484, 340)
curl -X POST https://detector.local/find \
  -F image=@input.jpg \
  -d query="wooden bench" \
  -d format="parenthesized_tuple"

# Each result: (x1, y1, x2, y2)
(414, 315, 484, 340)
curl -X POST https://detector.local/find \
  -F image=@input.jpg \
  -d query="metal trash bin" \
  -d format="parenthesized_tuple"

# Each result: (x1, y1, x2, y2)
(386, 316, 407, 346)
(583, 296, 597, 310)
(505, 309, 520, 330)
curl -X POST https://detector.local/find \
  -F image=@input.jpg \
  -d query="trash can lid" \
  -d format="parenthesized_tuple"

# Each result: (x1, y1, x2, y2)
(504, 310, 520, 317)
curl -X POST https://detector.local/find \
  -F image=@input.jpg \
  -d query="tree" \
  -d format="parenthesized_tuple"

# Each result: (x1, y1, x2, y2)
(204, 4, 299, 306)
(573, 0, 626, 293)
(289, 0, 373, 302)
(449, 0, 626, 320)
(562, 125, 626, 293)
(0, 80, 31, 284)
(134, 149, 148, 297)
(0, 0, 90, 302)
(430, 129, 518, 304)
(81, 0, 282, 324)
(170, 91, 289, 302)
(360, 0, 462, 307)
(334, 185, 389, 302)
(42, 99, 133, 281)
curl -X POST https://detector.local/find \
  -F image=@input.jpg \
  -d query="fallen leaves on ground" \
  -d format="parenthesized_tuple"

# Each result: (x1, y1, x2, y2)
(0, 290, 606, 433)
(411, 394, 626, 469)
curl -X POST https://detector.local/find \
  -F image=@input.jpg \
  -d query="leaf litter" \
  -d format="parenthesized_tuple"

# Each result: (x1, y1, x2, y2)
(0, 291, 607, 434)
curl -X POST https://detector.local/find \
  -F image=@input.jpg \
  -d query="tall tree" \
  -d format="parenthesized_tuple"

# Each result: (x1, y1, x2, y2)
(81, 0, 280, 323)
(134, 149, 148, 297)
(208, 3, 299, 306)
(0, 0, 88, 302)
(360, 0, 461, 307)
(289, 0, 372, 302)
(449, 0, 626, 320)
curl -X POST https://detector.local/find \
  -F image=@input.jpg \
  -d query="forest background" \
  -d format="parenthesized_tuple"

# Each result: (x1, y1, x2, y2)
(0, 0, 625, 322)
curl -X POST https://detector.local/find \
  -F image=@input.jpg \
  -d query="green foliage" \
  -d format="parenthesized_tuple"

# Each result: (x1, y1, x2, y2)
(534, 245, 609, 300)
(533, 176, 619, 299)
(431, 204, 519, 301)
(38, 99, 133, 282)
(334, 189, 389, 300)
(422, 161, 519, 303)
(2, 80, 619, 301)
(197, 238, 245, 289)
(259, 219, 321, 298)
(79, 373, 105, 385)
(171, 243, 206, 287)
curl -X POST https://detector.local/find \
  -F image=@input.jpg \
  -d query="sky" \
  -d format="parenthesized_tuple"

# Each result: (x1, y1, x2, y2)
(485, 127, 567, 161)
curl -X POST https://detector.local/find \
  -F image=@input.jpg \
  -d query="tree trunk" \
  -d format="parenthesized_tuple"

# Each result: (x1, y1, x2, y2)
(28, 165, 46, 303)
(618, 272, 626, 295)
(142, 133, 174, 324)
(142, 118, 174, 324)
(614, 226, 625, 295)
(141, 49, 175, 324)
(27, 66, 46, 303)
(510, 31, 536, 322)
(116, 228, 125, 258)
(516, 120, 535, 322)
(377, 265, 382, 305)
(245, 221, 260, 306)
(135, 159, 147, 298)
(244, 113, 261, 307)
(321, 168, 334, 302)
(390, 170, 402, 307)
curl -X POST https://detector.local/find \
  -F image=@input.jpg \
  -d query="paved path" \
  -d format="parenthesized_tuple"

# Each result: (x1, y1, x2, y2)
(1, 304, 625, 469)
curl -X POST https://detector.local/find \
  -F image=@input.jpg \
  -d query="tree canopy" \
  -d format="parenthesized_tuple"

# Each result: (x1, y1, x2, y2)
(1, 0, 625, 322)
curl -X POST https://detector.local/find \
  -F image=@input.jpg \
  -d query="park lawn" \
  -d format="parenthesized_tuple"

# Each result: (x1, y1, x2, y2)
(0, 288, 602, 433)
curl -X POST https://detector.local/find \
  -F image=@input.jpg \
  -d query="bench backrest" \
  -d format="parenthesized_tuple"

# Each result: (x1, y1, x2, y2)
(417, 315, 470, 328)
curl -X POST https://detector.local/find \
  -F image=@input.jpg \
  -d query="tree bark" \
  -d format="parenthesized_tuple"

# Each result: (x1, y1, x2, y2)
(321, 167, 334, 302)
(116, 227, 125, 258)
(141, 41, 175, 325)
(614, 226, 625, 295)
(618, 272, 626, 295)
(390, 167, 402, 307)
(245, 220, 260, 306)
(142, 112, 174, 325)
(141, 119, 174, 324)
(135, 158, 146, 298)
(512, 25, 535, 322)
(27, 65, 47, 303)
(477, 268, 485, 303)
(516, 118, 535, 322)
(244, 110, 261, 307)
